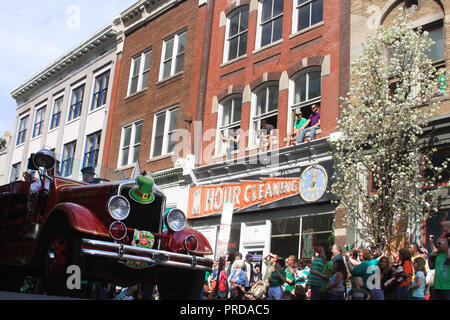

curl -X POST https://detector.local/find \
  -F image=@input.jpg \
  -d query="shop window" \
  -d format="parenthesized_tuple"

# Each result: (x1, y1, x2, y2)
(300, 214, 334, 259)
(224, 6, 249, 62)
(271, 217, 300, 259)
(227, 223, 241, 255)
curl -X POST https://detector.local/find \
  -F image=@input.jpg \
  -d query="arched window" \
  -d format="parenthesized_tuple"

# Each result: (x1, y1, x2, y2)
(250, 82, 279, 148)
(288, 69, 321, 133)
(216, 95, 242, 156)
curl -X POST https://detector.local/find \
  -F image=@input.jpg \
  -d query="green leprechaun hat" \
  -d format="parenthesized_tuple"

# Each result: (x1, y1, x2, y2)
(129, 176, 155, 204)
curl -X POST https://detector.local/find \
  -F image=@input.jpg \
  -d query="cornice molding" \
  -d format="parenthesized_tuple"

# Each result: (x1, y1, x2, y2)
(113, 0, 185, 37)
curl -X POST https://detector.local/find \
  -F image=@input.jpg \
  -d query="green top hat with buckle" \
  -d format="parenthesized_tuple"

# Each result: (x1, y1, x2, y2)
(129, 176, 155, 204)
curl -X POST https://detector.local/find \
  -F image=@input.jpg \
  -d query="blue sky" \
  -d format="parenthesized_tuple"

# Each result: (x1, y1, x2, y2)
(0, 0, 133, 135)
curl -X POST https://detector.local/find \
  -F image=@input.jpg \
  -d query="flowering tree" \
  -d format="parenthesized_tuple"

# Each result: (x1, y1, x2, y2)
(331, 12, 447, 250)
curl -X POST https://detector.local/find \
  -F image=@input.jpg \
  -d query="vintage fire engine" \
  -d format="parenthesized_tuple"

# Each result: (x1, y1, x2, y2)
(0, 149, 213, 299)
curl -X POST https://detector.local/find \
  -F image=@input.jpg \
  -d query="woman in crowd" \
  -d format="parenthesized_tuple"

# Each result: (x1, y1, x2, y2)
(325, 259, 348, 300)
(215, 257, 228, 300)
(229, 259, 246, 300)
(394, 247, 413, 300)
(408, 257, 427, 300)
(378, 255, 397, 300)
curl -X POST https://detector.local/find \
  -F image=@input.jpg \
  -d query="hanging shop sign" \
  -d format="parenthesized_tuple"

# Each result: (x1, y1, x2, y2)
(187, 164, 331, 219)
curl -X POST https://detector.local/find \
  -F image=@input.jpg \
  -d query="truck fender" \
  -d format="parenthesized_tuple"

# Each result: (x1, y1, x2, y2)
(52, 202, 110, 238)
(166, 227, 213, 256)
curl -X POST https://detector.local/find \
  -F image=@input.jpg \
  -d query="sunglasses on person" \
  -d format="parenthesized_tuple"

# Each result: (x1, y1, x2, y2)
(437, 241, 447, 245)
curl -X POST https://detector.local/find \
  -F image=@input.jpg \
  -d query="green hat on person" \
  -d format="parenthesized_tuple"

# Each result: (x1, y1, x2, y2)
(129, 176, 155, 204)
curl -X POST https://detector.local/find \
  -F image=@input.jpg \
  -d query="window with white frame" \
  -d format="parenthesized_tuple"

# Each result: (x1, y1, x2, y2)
(151, 107, 179, 158)
(83, 131, 101, 169)
(119, 120, 143, 168)
(257, 0, 283, 48)
(217, 96, 242, 155)
(32, 106, 46, 138)
(294, 0, 323, 33)
(128, 49, 152, 95)
(251, 83, 279, 146)
(289, 69, 321, 129)
(159, 30, 186, 81)
(68, 84, 85, 121)
(61, 141, 77, 177)
(91, 70, 110, 110)
(50, 96, 63, 130)
(10, 162, 21, 182)
(224, 6, 249, 62)
(16, 115, 29, 145)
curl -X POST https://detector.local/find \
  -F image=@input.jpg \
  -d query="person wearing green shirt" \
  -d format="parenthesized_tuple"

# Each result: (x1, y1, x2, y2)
(268, 259, 286, 300)
(289, 111, 308, 146)
(263, 252, 278, 281)
(347, 249, 384, 300)
(429, 237, 450, 300)
(309, 245, 333, 299)
(283, 255, 297, 294)
(307, 243, 327, 300)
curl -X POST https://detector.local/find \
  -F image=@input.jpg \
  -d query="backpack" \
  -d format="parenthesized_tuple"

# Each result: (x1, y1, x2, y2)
(244, 281, 266, 300)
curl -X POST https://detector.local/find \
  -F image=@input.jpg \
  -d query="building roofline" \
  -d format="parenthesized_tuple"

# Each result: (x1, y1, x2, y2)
(113, 0, 184, 36)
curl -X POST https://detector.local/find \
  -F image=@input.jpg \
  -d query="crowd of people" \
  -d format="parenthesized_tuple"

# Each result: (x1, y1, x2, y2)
(201, 222, 450, 301)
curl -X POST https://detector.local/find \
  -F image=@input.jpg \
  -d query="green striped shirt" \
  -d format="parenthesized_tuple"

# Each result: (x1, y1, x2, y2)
(308, 256, 325, 287)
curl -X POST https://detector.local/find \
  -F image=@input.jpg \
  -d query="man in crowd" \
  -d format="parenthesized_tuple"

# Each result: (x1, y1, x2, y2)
(428, 237, 450, 300)
(244, 254, 254, 292)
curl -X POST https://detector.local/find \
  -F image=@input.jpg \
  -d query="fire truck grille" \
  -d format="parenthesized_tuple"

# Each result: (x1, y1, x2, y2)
(120, 187, 163, 234)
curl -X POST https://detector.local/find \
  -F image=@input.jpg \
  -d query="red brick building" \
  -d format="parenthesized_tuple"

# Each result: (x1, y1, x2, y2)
(102, 0, 351, 260)
(102, 0, 204, 211)
(187, 0, 350, 261)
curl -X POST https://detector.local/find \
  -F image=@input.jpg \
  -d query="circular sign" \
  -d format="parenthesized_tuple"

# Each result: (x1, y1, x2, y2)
(299, 164, 328, 203)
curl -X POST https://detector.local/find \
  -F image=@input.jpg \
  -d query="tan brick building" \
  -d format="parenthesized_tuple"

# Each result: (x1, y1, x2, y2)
(350, 0, 450, 250)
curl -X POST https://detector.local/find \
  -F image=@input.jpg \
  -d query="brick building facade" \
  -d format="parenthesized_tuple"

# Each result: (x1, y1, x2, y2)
(101, 0, 204, 211)
(186, 0, 351, 261)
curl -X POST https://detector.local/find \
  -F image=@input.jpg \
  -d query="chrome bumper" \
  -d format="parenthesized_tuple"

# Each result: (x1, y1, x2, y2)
(81, 238, 213, 272)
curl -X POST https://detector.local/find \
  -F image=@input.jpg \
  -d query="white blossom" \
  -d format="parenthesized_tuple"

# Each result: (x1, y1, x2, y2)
(330, 13, 448, 250)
